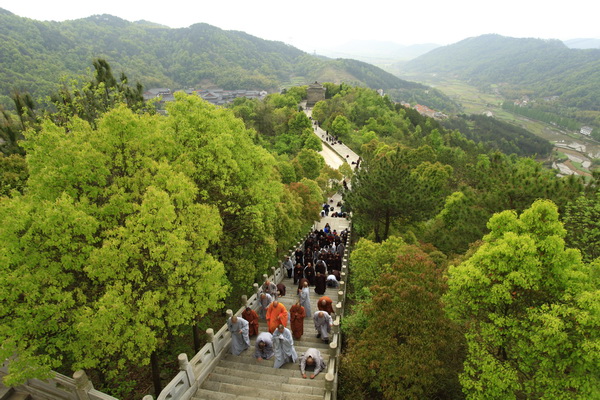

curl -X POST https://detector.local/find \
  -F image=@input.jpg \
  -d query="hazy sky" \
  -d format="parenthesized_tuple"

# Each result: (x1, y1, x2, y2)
(1, 0, 598, 52)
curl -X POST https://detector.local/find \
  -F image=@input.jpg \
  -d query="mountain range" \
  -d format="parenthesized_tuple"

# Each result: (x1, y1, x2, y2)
(398, 34, 600, 131)
(0, 8, 457, 112)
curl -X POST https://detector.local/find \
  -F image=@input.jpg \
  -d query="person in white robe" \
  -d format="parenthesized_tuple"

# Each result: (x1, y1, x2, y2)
(258, 293, 273, 320)
(272, 324, 297, 368)
(282, 255, 294, 279)
(313, 311, 332, 343)
(300, 348, 327, 379)
(227, 316, 250, 355)
(254, 331, 274, 361)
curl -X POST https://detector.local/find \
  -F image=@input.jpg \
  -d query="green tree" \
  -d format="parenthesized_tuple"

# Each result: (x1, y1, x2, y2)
(347, 143, 452, 241)
(330, 115, 352, 140)
(164, 93, 293, 297)
(287, 111, 312, 135)
(342, 244, 464, 400)
(563, 193, 600, 262)
(444, 200, 599, 399)
(347, 236, 406, 297)
(293, 148, 326, 180)
(0, 153, 28, 196)
(49, 59, 145, 128)
(0, 105, 228, 394)
(302, 129, 322, 151)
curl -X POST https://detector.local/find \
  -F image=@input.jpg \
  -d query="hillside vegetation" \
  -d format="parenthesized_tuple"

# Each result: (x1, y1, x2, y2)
(400, 34, 600, 135)
(0, 8, 457, 112)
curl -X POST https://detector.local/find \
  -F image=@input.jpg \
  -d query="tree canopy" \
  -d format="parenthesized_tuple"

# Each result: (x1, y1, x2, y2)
(444, 200, 600, 399)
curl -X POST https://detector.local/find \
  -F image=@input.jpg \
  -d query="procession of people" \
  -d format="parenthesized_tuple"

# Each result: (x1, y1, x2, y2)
(224, 220, 346, 379)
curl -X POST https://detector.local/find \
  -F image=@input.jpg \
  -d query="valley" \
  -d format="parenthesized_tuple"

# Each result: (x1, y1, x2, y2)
(399, 72, 599, 176)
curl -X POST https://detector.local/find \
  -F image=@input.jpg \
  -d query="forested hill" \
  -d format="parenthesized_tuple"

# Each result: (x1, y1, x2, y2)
(400, 34, 600, 128)
(0, 8, 456, 111)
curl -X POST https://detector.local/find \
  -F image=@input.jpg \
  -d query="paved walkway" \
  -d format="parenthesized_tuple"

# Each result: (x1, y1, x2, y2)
(303, 106, 360, 169)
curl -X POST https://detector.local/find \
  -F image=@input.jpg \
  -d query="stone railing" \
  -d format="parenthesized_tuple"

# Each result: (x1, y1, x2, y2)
(145, 232, 312, 400)
(0, 368, 118, 400)
(324, 226, 351, 400)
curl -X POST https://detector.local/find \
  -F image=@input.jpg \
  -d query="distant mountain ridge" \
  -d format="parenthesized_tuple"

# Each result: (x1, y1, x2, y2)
(564, 38, 600, 49)
(0, 8, 456, 111)
(399, 34, 600, 130)
(317, 40, 440, 61)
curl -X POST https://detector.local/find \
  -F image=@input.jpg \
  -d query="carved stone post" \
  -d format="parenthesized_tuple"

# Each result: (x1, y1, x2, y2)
(253, 282, 259, 295)
(325, 372, 334, 392)
(332, 317, 340, 335)
(241, 294, 248, 308)
(335, 301, 343, 317)
(142, 396, 154, 400)
(226, 309, 233, 319)
(206, 328, 216, 355)
(178, 353, 196, 384)
(73, 370, 93, 400)
(329, 338, 338, 358)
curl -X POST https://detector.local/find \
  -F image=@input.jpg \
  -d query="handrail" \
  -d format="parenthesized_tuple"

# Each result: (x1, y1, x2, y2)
(0, 367, 118, 400)
(323, 227, 351, 400)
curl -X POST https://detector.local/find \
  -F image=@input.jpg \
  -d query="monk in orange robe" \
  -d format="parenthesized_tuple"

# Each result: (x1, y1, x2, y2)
(242, 307, 259, 337)
(317, 296, 334, 315)
(289, 300, 306, 340)
(266, 301, 288, 333)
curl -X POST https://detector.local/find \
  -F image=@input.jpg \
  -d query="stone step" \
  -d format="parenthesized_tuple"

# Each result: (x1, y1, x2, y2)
(202, 374, 324, 396)
(192, 388, 259, 400)
(200, 381, 322, 400)
(218, 358, 312, 377)
(211, 366, 325, 388)
(221, 347, 330, 366)
(0, 388, 12, 400)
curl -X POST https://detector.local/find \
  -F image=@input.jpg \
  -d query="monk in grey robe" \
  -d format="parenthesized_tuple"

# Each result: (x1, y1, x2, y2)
(313, 311, 332, 343)
(300, 348, 327, 379)
(299, 280, 312, 316)
(254, 332, 274, 361)
(261, 280, 278, 299)
(272, 324, 298, 368)
(227, 316, 250, 355)
(258, 293, 273, 320)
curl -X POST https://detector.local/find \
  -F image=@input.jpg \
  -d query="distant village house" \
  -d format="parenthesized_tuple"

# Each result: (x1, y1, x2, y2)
(143, 88, 267, 106)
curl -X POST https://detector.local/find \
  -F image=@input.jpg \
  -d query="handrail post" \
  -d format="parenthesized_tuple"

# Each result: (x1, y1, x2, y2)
(73, 370, 93, 400)
(206, 328, 215, 355)
(178, 353, 195, 384)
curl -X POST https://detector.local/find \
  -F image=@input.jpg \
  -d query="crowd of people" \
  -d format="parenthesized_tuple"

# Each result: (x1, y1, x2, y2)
(225, 224, 348, 378)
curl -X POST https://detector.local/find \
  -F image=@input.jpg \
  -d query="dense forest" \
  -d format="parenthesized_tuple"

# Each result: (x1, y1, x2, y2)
(441, 114, 553, 157)
(0, 62, 343, 398)
(0, 8, 458, 113)
(400, 34, 600, 136)
(1, 52, 599, 399)
(290, 85, 599, 399)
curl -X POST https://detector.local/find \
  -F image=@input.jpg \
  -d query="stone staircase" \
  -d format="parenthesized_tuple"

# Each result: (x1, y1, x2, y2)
(193, 284, 340, 400)
(151, 195, 350, 400)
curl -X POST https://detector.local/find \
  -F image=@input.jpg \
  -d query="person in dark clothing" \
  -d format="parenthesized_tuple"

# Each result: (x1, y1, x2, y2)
(304, 262, 316, 286)
(314, 273, 327, 295)
(294, 263, 304, 285)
